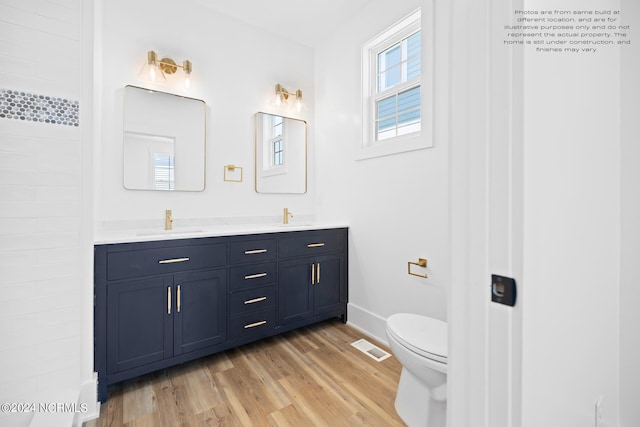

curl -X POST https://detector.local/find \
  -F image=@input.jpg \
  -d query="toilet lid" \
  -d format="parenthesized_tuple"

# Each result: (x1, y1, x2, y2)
(387, 313, 447, 363)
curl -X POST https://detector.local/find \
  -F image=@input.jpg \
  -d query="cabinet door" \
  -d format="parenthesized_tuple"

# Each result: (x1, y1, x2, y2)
(173, 269, 227, 356)
(107, 276, 173, 374)
(278, 257, 314, 325)
(313, 254, 345, 316)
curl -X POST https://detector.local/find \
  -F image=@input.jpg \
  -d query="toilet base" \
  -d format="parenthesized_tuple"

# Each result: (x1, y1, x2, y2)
(395, 367, 447, 427)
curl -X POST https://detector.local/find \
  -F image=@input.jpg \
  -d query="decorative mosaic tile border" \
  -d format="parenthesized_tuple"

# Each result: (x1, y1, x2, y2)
(0, 88, 79, 127)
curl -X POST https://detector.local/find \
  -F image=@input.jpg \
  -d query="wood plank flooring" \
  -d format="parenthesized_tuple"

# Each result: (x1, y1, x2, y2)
(84, 319, 406, 427)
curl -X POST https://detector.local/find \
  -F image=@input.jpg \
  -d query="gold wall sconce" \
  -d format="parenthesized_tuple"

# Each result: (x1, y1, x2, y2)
(274, 83, 303, 112)
(139, 50, 193, 88)
(224, 164, 243, 182)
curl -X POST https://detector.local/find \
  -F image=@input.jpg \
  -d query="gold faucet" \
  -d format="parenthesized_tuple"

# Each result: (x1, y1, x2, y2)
(283, 208, 293, 224)
(165, 209, 173, 230)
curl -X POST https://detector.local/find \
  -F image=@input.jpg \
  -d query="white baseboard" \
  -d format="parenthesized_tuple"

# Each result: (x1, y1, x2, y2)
(346, 303, 390, 346)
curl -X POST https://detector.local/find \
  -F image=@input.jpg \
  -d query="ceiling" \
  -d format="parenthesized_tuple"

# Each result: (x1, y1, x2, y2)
(194, 0, 373, 48)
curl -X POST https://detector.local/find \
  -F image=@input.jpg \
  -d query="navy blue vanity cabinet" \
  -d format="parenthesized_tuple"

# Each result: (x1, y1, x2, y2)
(172, 269, 227, 355)
(277, 229, 348, 328)
(228, 237, 278, 344)
(105, 269, 227, 373)
(95, 228, 348, 402)
(105, 276, 173, 374)
(95, 239, 227, 402)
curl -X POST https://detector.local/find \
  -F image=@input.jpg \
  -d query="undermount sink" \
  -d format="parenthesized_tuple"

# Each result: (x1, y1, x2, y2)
(278, 223, 313, 227)
(136, 229, 204, 237)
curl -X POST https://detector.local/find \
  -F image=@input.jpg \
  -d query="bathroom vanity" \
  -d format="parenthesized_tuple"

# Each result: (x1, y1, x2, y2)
(94, 226, 348, 401)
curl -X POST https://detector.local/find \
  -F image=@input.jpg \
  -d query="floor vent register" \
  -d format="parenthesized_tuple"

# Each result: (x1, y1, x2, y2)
(351, 338, 392, 362)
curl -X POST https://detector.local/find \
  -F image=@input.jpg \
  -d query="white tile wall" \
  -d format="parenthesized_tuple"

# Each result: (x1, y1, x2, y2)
(0, 0, 86, 424)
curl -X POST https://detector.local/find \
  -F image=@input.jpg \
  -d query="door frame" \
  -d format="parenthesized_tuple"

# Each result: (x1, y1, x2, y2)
(448, 0, 524, 426)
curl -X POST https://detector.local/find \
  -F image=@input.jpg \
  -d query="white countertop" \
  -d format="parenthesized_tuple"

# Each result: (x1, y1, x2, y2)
(94, 223, 349, 245)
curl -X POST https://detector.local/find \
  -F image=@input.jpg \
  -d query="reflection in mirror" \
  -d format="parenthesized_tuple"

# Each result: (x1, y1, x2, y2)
(255, 112, 307, 194)
(123, 85, 206, 191)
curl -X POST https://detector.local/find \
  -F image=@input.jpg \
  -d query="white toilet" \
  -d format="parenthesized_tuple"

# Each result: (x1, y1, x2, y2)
(386, 313, 447, 427)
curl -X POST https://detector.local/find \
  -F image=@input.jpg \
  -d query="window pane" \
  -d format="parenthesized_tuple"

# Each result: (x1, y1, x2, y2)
(407, 32, 421, 80)
(378, 43, 402, 92)
(378, 43, 401, 73)
(398, 86, 420, 115)
(273, 138, 283, 166)
(377, 32, 422, 94)
(153, 154, 174, 191)
(385, 44, 401, 67)
(375, 86, 421, 140)
(377, 95, 396, 119)
(398, 109, 421, 132)
(397, 114, 421, 136)
(398, 86, 421, 135)
(398, 108, 421, 124)
(274, 151, 283, 166)
(384, 45, 401, 89)
(377, 116, 397, 140)
(379, 65, 402, 92)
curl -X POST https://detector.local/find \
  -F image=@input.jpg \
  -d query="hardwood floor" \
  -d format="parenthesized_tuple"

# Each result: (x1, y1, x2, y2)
(84, 319, 406, 427)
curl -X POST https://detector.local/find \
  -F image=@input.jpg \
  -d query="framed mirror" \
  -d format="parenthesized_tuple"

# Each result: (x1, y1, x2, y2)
(123, 85, 206, 191)
(254, 112, 307, 194)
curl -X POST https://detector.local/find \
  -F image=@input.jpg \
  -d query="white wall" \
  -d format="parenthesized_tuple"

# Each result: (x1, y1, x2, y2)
(314, 0, 450, 341)
(0, 0, 96, 425)
(97, 0, 316, 229)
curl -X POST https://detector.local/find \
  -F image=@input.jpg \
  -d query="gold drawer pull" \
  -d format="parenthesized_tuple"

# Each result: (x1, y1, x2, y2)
(307, 243, 325, 248)
(158, 257, 190, 264)
(245, 272, 268, 280)
(244, 320, 267, 329)
(244, 249, 268, 254)
(167, 287, 171, 314)
(244, 296, 267, 305)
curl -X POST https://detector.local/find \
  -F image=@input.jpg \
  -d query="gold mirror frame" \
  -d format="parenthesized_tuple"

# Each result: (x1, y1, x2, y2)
(123, 85, 206, 192)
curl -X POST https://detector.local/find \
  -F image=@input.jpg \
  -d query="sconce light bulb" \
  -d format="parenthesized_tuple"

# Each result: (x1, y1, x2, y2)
(183, 60, 192, 88)
(275, 95, 282, 107)
(145, 50, 159, 82)
(295, 89, 303, 112)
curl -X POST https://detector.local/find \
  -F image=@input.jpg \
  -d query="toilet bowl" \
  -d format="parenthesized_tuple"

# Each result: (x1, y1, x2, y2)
(386, 313, 447, 427)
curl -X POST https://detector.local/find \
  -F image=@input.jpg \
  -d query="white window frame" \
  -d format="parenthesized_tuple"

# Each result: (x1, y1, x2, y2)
(374, 33, 421, 141)
(359, 6, 433, 160)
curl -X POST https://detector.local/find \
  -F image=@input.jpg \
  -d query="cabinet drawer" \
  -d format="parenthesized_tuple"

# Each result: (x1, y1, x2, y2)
(229, 262, 276, 291)
(278, 229, 345, 258)
(229, 308, 276, 341)
(107, 243, 226, 281)
(229, 286, 276, 316)
(229, 238, 277, 265)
